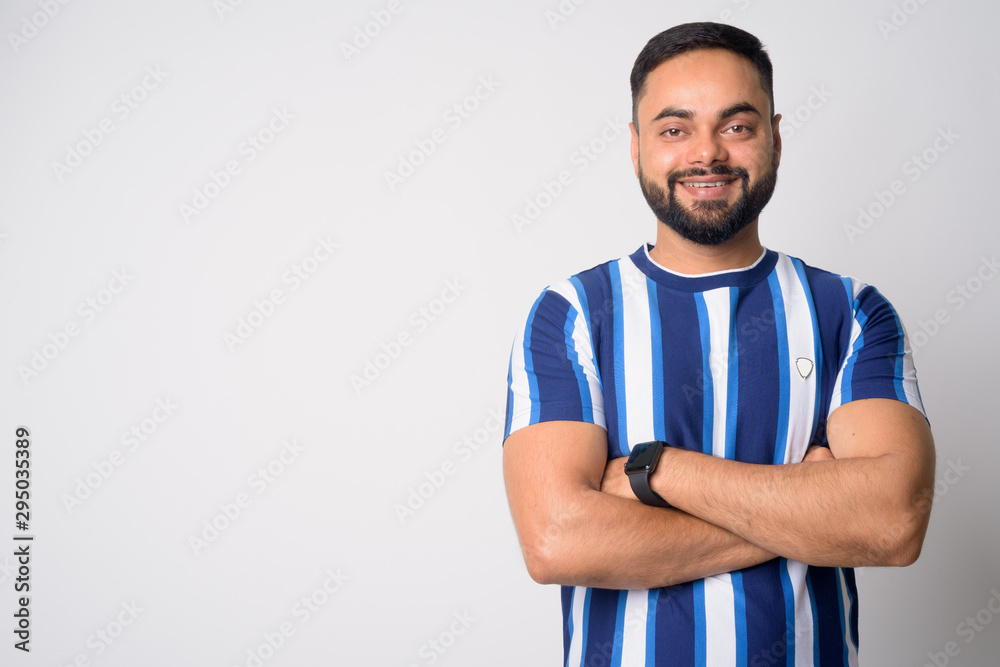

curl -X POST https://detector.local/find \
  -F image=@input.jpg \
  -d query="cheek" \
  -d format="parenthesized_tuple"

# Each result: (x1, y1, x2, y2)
(642, 144, 682, 174)
(728, 148, 770, 181)
(746, 142, 776, 169)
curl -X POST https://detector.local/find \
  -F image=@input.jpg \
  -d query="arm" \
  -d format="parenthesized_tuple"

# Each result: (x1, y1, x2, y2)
(502, 419, 777, 590)
(639, 398, 935, 567)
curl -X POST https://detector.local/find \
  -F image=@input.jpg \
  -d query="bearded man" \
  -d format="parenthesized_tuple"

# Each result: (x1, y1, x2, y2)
(502, 22, 935, 667)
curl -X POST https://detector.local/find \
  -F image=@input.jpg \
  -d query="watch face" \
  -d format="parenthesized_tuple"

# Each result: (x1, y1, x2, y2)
(625, 441, 663, 473)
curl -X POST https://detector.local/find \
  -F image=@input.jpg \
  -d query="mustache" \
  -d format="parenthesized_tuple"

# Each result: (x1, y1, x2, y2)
(667, 165, 750, 188)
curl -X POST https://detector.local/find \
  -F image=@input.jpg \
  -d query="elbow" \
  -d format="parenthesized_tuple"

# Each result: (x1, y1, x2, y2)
(890, 481, 934, 566)
(872, 498, 932, 567)
(887, 538, 923, 567)
(891, 509, 932, 567)
(523, 549, 559, 585)
(521, 524, 570, 585)
(520, 509, 586, 585)
(880, 520, 925, 567)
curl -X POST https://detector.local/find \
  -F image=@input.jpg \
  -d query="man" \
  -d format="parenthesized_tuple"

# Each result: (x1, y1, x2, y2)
(502, 22, 935, 666)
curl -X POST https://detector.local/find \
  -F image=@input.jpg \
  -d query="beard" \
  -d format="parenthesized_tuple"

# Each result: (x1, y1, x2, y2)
(638, 153, 778, 246)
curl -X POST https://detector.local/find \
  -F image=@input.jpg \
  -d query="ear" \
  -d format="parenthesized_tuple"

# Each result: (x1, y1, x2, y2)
(629, 121, 640, 177)
(770, 113, 782, 169)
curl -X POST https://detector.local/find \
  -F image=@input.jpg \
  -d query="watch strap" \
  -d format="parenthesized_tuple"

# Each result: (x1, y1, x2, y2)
(628, 471, 671, 508)
(625, 440, 672, 508)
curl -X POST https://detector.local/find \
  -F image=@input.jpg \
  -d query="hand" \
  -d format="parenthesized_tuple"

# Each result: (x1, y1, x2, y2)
(803, 444, 835, 463)
(600, 456, 636, 500)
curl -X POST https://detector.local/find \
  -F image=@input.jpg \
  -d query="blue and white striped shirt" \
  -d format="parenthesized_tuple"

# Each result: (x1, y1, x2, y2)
(504, 244, 924, 667)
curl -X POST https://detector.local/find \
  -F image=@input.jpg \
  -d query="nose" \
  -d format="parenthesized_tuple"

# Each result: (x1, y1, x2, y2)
(685, 130, 728, 166)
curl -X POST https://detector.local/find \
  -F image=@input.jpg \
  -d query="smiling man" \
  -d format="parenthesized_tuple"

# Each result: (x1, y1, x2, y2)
(502, 22, 935, 666)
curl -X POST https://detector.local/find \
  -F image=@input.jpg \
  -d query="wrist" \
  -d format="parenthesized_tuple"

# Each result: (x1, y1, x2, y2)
(624, 441, 671, 508)
(649, 445, 681, 503)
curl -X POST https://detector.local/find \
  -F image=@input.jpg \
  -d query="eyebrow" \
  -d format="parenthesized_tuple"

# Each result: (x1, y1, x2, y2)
(650, 102, 763, 124)
(650, 106, 693, 123)
(719, 102, 762, 119)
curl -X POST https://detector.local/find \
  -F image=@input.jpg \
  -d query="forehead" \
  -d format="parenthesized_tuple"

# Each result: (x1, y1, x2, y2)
(636, 48, 768, 122)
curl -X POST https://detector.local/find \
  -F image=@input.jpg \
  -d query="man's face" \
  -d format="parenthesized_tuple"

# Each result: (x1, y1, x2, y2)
(630, 48, 781, 246)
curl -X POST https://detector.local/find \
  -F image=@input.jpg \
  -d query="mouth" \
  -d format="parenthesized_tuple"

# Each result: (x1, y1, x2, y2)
(681, 180, 733, 188)
(677, 177, 739, 197)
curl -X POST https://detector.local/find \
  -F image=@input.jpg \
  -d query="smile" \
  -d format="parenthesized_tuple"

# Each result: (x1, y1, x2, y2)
(682, 181, 731, 188)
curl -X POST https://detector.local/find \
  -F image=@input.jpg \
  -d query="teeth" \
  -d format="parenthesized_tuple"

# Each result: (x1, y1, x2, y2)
(683, 181, 728, 188)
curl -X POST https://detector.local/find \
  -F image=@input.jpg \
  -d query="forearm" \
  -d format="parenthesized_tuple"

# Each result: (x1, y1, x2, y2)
(652, 448, 929, 567)
(503, 420, 776, 590)
(516, 486, 775, 589)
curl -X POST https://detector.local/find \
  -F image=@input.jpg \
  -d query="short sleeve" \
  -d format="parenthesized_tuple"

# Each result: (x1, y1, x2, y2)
(504, 282, 606, 442)
(829, 279, 925, 418)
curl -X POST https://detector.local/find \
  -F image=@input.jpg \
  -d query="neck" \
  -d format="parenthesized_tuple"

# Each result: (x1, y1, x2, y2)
(647, 220, 764, 274)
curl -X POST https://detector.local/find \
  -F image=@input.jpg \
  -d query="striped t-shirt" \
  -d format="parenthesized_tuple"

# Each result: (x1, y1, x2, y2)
(504, 244, 924, 667)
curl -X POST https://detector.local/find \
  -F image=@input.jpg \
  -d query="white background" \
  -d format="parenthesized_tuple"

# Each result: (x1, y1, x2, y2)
(1, 0, 998, 665)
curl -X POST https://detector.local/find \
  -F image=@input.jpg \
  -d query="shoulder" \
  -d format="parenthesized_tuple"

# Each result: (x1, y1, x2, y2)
(775, 252, 851, 295)
(775, 252, 900, 314)
(521, 250, 639, 321)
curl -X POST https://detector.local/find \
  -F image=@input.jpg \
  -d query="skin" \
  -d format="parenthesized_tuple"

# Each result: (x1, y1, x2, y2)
(600, 399, 934, 567)
(631, 48, 780, 274)
(502, 48, 936, 588)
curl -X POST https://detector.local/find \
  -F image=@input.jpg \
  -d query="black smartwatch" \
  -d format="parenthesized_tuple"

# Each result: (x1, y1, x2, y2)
(624, 440, 671, 508)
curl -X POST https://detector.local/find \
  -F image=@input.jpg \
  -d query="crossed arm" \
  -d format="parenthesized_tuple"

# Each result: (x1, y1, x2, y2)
(502, 398, 935, 590)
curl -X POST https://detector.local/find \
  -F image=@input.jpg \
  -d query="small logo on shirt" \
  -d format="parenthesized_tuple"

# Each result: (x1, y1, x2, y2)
(795, 358, 814, 379)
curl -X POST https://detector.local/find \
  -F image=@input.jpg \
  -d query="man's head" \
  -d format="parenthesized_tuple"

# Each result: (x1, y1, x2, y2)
(629, 23, 781, 247)
(631, 22, 775, 129)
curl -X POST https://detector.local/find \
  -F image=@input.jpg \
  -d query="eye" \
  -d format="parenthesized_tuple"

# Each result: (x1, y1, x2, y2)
(726, 124, 752, 135)
(661, 127, 683, 138)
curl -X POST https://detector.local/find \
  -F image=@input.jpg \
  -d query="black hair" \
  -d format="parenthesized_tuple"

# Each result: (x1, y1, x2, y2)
(630, 22, 775, 129)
